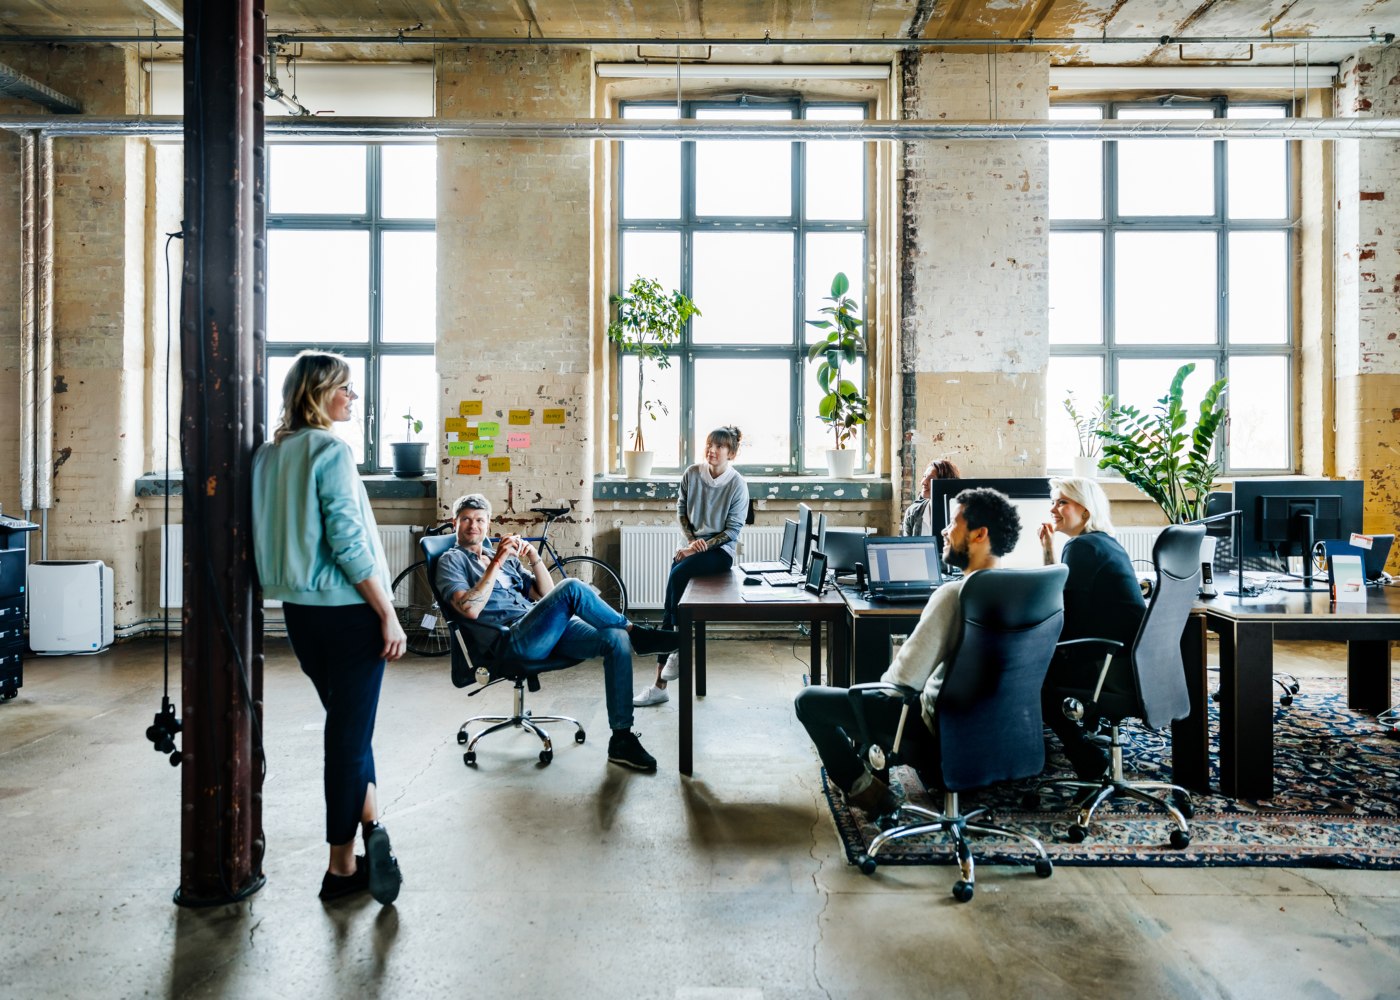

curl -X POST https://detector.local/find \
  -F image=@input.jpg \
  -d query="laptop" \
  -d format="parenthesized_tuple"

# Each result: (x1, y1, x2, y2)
(1321, 533, 1394, 583)
(739, 519, 798, 575)
(863, 535, 943, 602)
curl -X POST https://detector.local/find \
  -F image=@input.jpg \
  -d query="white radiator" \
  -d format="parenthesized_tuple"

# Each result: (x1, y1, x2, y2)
(620, 525, 784, 610)
(1116, 526, 1165, 568)
(159, 524, 415, 608)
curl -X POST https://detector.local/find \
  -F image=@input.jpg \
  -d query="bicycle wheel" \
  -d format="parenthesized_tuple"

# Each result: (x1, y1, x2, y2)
(391, 559, 451, 656)
(551, 555, 628, 616)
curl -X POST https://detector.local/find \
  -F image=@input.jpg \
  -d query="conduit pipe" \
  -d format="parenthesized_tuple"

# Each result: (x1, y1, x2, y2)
(35, 135, 55, 532)
(4, 113, 1400, 140)
(18, 132, 35, 513)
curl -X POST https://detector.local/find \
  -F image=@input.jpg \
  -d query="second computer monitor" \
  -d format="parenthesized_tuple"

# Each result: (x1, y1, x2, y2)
(792, 503, 813, 574)
(1233, 478, 1364, 576)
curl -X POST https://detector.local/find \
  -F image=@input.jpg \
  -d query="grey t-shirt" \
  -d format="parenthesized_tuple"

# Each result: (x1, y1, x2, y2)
(435, 542, 536, 627)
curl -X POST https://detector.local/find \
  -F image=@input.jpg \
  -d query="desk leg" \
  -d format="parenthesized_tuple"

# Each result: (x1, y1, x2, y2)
(1219, 620, 1275, 800)
(832, 615, 850, 687)
(678, 612, 693, 777)
(810, 624, 822, 686)
(1347, 639, 1392, 713)
(1172, 614, 1210, 792)
(695, 622, 707, 698)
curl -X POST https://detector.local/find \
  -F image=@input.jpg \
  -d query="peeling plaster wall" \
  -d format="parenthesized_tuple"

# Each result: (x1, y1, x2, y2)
(899, 52, 1049, 483)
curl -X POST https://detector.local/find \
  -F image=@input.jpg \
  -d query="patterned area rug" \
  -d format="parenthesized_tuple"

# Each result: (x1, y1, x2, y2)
(823, 677, 1400, 868)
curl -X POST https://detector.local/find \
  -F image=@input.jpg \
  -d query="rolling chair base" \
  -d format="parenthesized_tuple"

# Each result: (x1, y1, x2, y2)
(857, 792, 1053, 902)
(455, 681, 585, 766)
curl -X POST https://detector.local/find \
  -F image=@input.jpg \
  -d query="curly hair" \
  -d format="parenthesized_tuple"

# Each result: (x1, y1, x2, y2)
(952, 487, 1022, 558)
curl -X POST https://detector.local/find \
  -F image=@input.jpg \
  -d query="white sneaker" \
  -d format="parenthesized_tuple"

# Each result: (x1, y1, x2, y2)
(633, 684, 669, 707)
(660, 652, 680, 681)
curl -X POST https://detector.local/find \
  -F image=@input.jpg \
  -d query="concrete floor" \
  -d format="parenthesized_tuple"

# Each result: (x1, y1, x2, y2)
(1, 633, 1398, 999)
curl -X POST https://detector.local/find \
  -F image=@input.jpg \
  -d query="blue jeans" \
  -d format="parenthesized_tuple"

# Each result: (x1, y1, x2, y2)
(502, 578, 634, 731)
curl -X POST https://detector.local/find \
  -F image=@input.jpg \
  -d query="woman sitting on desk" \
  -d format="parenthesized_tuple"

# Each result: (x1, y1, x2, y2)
(634, 426, 748, 707)
(1038, 476, 1146, 781)
(900, 458, 961, 536)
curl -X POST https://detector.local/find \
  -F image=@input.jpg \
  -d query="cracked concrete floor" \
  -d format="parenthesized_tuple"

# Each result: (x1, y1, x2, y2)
(1, 635, 1398, 999)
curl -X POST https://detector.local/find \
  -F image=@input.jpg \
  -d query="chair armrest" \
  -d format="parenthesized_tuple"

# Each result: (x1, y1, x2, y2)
(1054, 637, 1123, 716)
(846, 682, 921, 764)
(848, 681, 921, 705)
(448, 618, 511, 689)
(1054, 637, 1124, 656)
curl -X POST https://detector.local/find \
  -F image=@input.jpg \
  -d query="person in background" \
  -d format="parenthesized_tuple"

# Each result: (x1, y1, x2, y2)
(252, 350, 405, 905)
(794, 488, 1023, 816)
(634, 425, 748, 707)
(1037, 476, 1147, 781)
(900, 458, 962, 536)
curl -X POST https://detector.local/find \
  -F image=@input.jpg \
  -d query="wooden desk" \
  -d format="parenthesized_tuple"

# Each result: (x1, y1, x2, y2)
(840, 586, 924, 684)
(675, 570, 850, 776)
(1179, 586, 1400, 800)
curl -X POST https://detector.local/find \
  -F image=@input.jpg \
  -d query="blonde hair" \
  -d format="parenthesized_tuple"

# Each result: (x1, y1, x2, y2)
(1049, 476, 1116, 536)
(273, 350, 351, 444)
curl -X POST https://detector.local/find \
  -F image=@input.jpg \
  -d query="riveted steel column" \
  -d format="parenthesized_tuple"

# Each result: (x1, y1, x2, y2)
(177, 0, 266, 906)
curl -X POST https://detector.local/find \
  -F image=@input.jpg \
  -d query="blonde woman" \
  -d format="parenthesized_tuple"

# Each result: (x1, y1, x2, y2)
(1037, 476, 1146, 781)
(252, 350, 405, 905)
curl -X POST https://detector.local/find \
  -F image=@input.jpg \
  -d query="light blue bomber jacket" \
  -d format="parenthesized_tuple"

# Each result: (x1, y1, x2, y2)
(252, 428, 393, 606)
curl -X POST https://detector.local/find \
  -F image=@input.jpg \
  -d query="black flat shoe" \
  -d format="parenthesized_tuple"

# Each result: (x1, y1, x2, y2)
(364, 822, 403, 905)
(630, 625, 680, 656)
(319, 856, 369, 901)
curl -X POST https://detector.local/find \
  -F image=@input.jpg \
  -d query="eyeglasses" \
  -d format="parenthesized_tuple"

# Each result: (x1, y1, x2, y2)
(337, 383, 355, 395)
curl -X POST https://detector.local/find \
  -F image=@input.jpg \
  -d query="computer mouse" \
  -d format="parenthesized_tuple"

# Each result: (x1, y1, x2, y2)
(742, 575, 762, 586)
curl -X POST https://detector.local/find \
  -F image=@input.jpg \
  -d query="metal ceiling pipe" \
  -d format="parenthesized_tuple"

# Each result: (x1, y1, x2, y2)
(18, 132, 36, 512)
(4, 113, 1400, 140)
(0, 60, 81, 112)
(35, 134, 55, 518)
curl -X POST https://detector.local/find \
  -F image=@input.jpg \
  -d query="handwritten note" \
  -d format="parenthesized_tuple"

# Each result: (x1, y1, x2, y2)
(508, 409, 532, 426)
(456, 459, 482, 475)
(470, 440, 495, 455)
(458, 426, 479, 441)
(459, 400, 483, 416)
(507, 432, 530, 449)
(447, 441, 471, 457)
(542, 408, 565, 425)
(478, 421, 500, 437)
(487, 456, 511, 473)
(444, 417, 468, 433)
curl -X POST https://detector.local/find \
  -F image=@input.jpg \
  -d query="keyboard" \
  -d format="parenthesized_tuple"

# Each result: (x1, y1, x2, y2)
(761, 571, 805, 587)
(868, 589, 935, 603)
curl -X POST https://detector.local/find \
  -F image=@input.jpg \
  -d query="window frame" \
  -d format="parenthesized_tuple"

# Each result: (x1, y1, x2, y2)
(615, 97, 872, 475)
(265, 141, 436, 474)
(1048, 98, 1296, 476)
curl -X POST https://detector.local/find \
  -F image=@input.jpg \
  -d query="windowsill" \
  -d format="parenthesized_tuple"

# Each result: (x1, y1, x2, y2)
(136, 472, 437, 500)
(594, 474, 891, 502)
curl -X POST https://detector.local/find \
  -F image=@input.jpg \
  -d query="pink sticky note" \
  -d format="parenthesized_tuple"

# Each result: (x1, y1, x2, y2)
(507, 432, 530, 449)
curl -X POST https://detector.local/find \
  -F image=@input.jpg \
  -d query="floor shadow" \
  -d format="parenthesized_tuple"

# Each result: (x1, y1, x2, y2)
(682, 778, 816, 849)
(167, 901, 255, 998)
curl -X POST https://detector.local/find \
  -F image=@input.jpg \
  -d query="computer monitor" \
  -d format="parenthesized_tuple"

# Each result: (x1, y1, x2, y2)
(792, 503, 813, 574)
(1233, 478, 1364, 590)
(821, 526, 873, 573)
(778, 519, 799, 568)
(811, 512, 827, 572)
(927, 477, 1052, 571)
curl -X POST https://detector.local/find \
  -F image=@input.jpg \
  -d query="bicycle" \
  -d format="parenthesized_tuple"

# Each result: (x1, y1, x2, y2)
(391, 506, 629, 656)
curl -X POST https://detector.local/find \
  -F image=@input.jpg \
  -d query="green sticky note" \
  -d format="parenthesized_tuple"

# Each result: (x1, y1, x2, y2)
(447, 441, 471, 456)
(470, 439, 495, 455)
(478, 421, 501, 436)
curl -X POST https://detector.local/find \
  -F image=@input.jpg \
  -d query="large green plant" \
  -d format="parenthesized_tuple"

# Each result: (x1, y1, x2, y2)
(607, 276, 700, 453)
(805, 271, 869, 451)
(1095, 363, 1228, 523)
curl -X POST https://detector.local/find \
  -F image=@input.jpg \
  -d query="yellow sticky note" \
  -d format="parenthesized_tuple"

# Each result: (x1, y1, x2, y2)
(542, 408, 565, 425)
(447, 441, 471, 457)
(458, 427, 479, 441)
(459, 400, 483, 416)
(444, 417, 468, 433)
(470, 440, 495, 455)
(508, 409, 532, 426)
(457, 459, 482, 475)
(478, 421, 500, 436)
(487, 456, 511, 473)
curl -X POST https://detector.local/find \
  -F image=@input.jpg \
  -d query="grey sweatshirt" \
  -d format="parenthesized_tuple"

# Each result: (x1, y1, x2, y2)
(676, 464, 748, 559)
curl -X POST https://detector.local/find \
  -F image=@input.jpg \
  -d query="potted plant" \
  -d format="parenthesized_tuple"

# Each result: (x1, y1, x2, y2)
(1063, 391, 1115, 479)
(806, 271, 869, 478)
(608, 275, 700, 478)
(391, 409, 427, 478)
(1095, 363, 1228, 523)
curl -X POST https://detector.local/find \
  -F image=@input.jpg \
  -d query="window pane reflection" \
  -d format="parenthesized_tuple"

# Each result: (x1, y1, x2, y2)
(268, 230, 370, 343)
(1114, 232, 1217, 345)
(694, 357, 791, 466)
(695, 108, 793, 217)
(1117, 108, 1215, 217)
(692, 232, 794, 344)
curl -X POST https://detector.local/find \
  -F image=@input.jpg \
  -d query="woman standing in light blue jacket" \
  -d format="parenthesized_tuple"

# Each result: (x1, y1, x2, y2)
(253, 350, 405, 905)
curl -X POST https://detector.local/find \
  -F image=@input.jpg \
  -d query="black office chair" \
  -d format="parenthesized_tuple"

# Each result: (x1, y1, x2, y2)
(1033, 522, 1205, 848)
(421, 534, 586, 766)
(849, 564, 1068, 903)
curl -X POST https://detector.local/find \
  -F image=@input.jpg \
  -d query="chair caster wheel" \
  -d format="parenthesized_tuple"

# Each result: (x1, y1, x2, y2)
(1279, 695, 1293, 707)
(1169, 828, 1191, 849)
(1067, 824, 1088, 844)
(539, 749, 553, 765)
(1172, 792, 1194, 819)
(1035, 859, 1053, 879)
(1020, 791, 1040, 810)
(856, 854, 878, 875)
(952, 880, 974, 902)
(456, 731, 468, 745)
(574, 730, 586, 744)
(463, 751, 477, 766)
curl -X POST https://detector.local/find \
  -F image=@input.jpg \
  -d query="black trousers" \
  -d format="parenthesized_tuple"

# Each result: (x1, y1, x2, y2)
(659, 546, 733, 659)
(794, 685, 938, 793)
(284, 601, 385, 846)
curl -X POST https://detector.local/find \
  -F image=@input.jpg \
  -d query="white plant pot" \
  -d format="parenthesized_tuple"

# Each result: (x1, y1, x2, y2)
(825, 448, 857, 478)
(1072, 455, 1100, 479)
(622, 450, 654, 478)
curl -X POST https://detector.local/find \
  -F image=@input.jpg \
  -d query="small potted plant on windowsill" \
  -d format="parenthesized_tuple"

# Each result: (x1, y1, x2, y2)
(391, 409, 427, 479)
(1063, 391, 1115, 479)
(806, 271, 868, 478)
(608, 275, 700, 478)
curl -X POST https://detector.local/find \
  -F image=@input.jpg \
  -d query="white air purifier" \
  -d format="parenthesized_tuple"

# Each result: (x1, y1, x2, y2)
(28, 560, 115, 655)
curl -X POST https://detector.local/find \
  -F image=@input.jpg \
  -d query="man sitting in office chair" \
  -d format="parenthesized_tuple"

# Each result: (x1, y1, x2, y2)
(794, 487, 1023, 815)
(436, 494, 680, 772)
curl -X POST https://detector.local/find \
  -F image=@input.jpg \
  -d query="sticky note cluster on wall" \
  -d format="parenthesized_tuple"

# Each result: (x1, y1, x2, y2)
(444, 400, 568, 477)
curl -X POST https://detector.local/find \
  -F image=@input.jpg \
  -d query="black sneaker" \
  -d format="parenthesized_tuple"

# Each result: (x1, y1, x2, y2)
(630, 625, 680, 656)
(319, 856, 369, 901)
(363, 822, 403, 905)
(607, 730, 658, 772)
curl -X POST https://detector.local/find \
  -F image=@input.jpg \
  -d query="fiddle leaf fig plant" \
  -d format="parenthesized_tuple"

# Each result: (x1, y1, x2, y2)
(805, 271, 869, 451)
(608, 276, 700, 453)
(1095, 363, 1228, 523)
